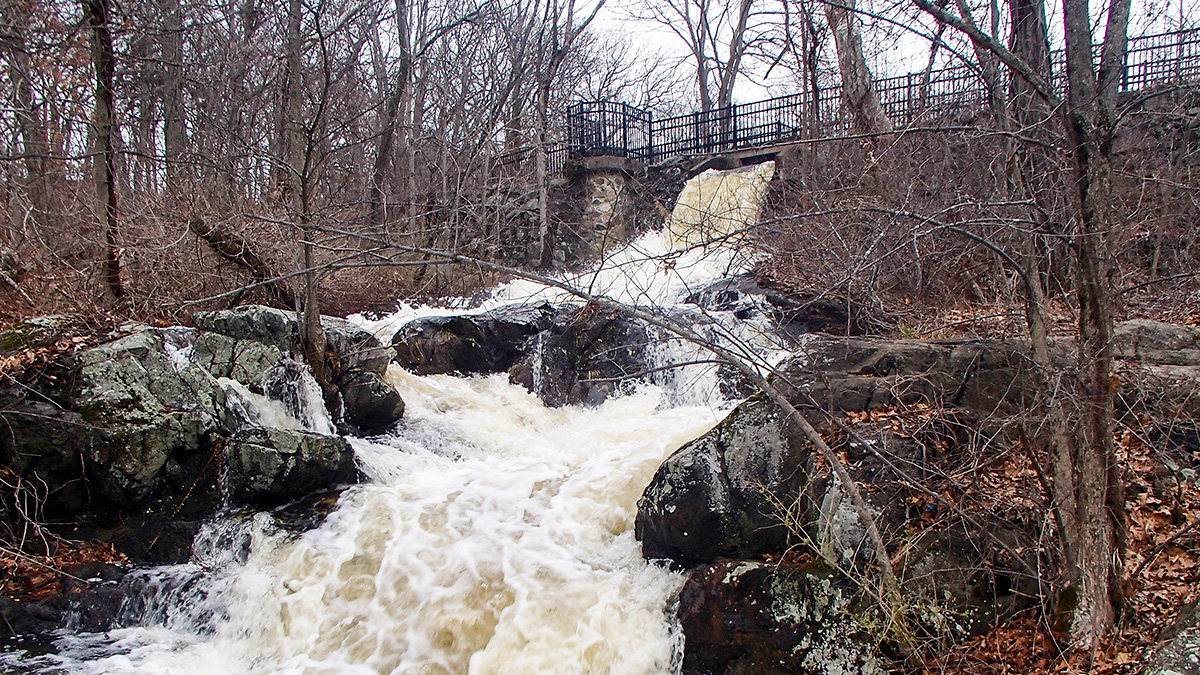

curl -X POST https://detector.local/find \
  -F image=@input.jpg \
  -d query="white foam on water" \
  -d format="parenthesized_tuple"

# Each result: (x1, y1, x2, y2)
(2, 162, 782, 675)
(11, 372, 722, 675)
(355, 162, 776, 344)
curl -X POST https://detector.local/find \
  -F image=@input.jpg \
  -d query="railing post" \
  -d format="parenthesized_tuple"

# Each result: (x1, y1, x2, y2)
(623, 106, 629, 158)
(731, 104, 738, 149)
(647, 110, 655, 163)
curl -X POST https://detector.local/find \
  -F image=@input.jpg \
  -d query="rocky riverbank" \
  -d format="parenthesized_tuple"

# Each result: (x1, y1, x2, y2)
(0, 307, 403, 562)
(635, 319, 1200, 673)
(2, 298, 1199, 673)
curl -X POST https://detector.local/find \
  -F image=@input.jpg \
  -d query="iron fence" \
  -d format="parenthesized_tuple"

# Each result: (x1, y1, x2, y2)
(559, 28, 1200, 167)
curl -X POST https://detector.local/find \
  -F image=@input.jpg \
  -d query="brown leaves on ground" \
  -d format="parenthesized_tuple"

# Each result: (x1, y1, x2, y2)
(0, 538, 126, 600)
(908, 415, 1200, 675)
(0, 314, 123, 382)
(818, 404, 1199, 673)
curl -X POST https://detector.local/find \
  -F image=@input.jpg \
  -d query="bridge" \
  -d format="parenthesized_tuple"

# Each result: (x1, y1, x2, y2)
(547, 28, 1199, 172)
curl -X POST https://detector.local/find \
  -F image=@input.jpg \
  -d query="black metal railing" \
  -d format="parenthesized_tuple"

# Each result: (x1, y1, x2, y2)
(566, 101, 653, 160)
(560, 28, 1199, 166)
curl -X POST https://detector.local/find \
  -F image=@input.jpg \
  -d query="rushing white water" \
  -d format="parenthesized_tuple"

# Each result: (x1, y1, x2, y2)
(3, 162, 782, 675)
(357, 162, 776, 341)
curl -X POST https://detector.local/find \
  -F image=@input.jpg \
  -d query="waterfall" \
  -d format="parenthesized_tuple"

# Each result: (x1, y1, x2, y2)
(2, 162, 780, 675)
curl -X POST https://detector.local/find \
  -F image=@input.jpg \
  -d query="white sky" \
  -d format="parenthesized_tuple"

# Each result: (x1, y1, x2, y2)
(590, 0, 1200, 105)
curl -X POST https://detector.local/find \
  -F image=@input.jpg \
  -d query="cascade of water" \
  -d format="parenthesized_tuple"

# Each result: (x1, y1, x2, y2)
(356, 162, 776, 343)
(2, 162, 783, 675)
(262, 360, 337, 435)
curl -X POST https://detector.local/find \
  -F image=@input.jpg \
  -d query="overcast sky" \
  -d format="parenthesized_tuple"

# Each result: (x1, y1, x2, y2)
(589, 0, 1200, 105)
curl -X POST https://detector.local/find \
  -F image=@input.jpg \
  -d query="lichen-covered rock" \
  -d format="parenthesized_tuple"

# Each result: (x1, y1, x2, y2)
(0, 316, 381, 523)
(677, 558, 880, 675)
(194, 305, 403, 431)
(1147, 603, 1200, 675)
(194, 305, 391, 376)
(635, 395, 808, 566)
(190, 331, 287, 384)
(68, 327, 230, 509)
(223, 427, 356, 506)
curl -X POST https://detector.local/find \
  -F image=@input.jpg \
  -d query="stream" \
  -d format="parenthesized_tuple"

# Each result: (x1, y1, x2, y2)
(3, 162, 782, 675)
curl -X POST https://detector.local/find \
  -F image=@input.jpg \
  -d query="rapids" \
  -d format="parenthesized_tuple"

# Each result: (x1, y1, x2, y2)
(2, 162, 780, 674)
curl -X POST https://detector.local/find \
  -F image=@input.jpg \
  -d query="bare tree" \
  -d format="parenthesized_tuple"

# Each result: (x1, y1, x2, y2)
(0, 2, 52, 228)
(825, 0, 891, 134)
(82, 0, 124, 299)
(635, 0, 765, 111)
(915, 0, 1134, 651)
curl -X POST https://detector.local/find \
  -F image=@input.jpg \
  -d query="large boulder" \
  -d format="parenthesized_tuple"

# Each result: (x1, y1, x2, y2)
(686, 274, 886, 339)
(0, 327, 231, 514)
(194, 306, 390, 375)
(195, 305, 402, 433)
(777, 333, 1041, 418)
(0, 314, 378, 538)
(392, 303, 558, 376)
(508, 306, 649, 406)
(1114, 319, 1200, 366)
(223, 427, 357, 507)
(636, 395, 809, 567)
(339, 371, 405, 434)
(677, 558, 880, 675)
(392, 302, 650, 407)
(635, 329, 1058, 660)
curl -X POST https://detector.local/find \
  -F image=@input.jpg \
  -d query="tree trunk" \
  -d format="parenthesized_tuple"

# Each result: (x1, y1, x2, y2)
(82, 0, 123, 299)
(367, 0, 413, 232)
(188, 217, 296, 308)
(162, 0, 189, 189)
(715, 0, 754, 110)
(0, 9, 52, 227)
(824, 0, 892, 135)
(279, 0, 333, 403)
(1057, 0, 1130, 650)
(535, 80, 555, 269)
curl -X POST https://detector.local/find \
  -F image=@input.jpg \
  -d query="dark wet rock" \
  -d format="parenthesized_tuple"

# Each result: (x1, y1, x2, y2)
(393, 302, 650, 407)
(391, 303, 559, 375)
(223, 427, 357, 507)
(0, 595, 66, 640)
(686, 274, 884, 339)
(0, 562, 135, 641)
(677, 558, 880, 675)
(636, 395, 808, 567)
(272, 490, 345, 533)
(509, 306, 650, 407)
(339, 371, 405, 434)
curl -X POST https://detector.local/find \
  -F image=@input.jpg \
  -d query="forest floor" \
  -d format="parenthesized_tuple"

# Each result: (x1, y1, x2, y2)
(915, 419, 1200, 674)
